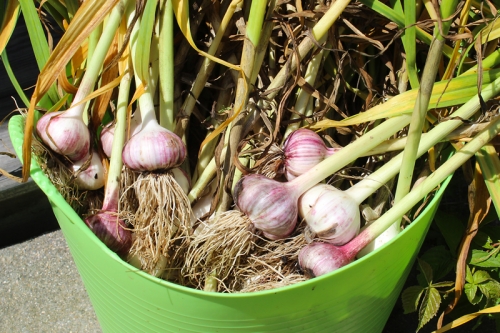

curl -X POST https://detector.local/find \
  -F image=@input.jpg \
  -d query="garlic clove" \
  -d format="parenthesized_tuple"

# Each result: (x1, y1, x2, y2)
(36, 110, 90, 162)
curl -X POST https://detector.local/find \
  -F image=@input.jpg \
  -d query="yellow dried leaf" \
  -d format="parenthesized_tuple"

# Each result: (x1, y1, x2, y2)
(0, 1, 20, 55)
(434, 304, 500, 332)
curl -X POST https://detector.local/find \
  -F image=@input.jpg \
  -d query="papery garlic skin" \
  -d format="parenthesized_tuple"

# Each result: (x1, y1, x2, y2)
(299, 184, 360, 245)
(298, 242, 351, 277)
(234, 174, 298, 240)
(72, 152, 105, 190)
(283, 129, 338, 180)
(122, 121, 186, 171)
(36, 110, 90, 161)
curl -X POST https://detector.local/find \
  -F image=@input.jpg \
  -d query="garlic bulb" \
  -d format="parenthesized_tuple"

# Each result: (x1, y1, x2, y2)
(72, 152, 105, 190)
(36, 109, 90, 162)
(234, 174, 298, 240)
(84, 211, 132, 255)
(100, 115, 142, 158)
(283, 128, 339, 180)
(299, 184, 360, 245)
(122, 120, 186, 171)
(298, 242, 351, 277)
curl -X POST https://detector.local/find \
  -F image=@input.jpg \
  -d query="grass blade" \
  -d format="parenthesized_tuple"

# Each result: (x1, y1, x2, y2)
(1, 50, 30, 107)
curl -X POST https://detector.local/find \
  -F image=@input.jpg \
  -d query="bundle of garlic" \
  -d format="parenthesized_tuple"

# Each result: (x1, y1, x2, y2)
(18, 0, 500, 294)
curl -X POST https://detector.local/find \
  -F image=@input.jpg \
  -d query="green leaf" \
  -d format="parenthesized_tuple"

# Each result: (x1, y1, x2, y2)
(418, 258, 434, 285)
(466, 265, 474, 284)
(464, 268, 500, 306)
(402, 285, 426, 314)
(420, 246, 454, 281)
(464, 282, 482, 305)
(417, 287, 442, 332)
(434, 210, 466, 253)
(470, 249, 500, 268)
(472, 270, 493, 285)
(479, 281, 500, 304)
(1, 50, 30, 107)
(18, 0, 49, 71)
(18, 0, 58, 104)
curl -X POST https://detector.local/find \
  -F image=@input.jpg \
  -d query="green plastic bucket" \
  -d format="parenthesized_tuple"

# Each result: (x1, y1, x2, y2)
(9, 114, 451, 332)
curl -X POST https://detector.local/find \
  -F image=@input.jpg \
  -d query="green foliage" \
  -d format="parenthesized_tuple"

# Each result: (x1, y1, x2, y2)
(404, 205, 500, 331)
(465, 266, 500, 307)
(401, 258, 454, 331)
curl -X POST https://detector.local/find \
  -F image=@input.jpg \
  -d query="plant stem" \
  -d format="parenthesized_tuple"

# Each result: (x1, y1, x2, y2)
(218, 0, 267, 211)
(346, 76, 500, 202)
(402, 0, 419, 88)
(392, 0, 458, 228)
(347, 115, 500, 255)
(102, 69, 132, 211)
(129, 5, 156, 127)
(71, 0, 128, 111)
(159, 0, 175, 130)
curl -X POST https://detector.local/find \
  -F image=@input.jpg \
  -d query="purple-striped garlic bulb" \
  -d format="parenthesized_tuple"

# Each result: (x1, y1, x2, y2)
(234, 174, 299, 240)
(36, 109, 90, 162)
(283, 128, 339, 180)
(100, 116, 142, 158)
(122, 120, 186, 171)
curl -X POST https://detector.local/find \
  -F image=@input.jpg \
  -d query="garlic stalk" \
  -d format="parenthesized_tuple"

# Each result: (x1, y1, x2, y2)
(84, 63, 133, 256)
(36, 0, 128, 161)
(299, 114, 500, 277)
(300, 75, 500, 248)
